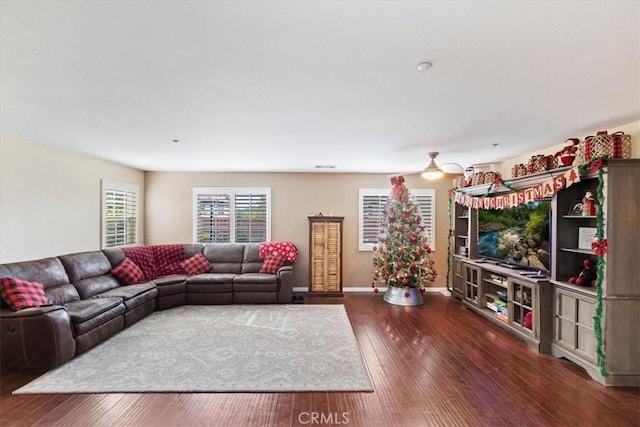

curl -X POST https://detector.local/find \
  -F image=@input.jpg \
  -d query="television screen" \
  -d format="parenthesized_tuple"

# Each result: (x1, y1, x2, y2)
(477, 200, 550, 272)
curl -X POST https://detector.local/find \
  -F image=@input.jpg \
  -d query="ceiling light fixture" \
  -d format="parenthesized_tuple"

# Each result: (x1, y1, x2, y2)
(416, 61, 433, 72)
(421, 152, 445, 180)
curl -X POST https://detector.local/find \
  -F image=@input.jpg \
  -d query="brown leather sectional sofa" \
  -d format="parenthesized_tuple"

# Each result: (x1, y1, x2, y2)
(0, 243, 294, 370)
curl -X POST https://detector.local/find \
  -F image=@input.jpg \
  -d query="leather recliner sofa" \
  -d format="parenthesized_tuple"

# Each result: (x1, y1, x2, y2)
(0, 243, 294, 370)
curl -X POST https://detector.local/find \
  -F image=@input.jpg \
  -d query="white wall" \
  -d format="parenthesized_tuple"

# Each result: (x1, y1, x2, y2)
(0, 134, 145, 263)
(144, 171, 453, 289)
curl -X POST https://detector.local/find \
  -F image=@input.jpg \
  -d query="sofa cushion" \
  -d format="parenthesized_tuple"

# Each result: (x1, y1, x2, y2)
(0, 278, 48, 311)
(102, 247, 126, 268)
(73, 275, 122, 299)
(64, 298, 125, 336)
(241, 243, 262, 273)
(259, 255, 286, 274)
(181, 253, 212, 276)
(152, 245, 186, 276)
(58, 251, 112, 283)
(187, 282, 233, 293)
(92, 282, 158, 311)
(0, 257, 73, 308)
(184, 243, 204, 259)
(111, 257, 145, 285)
(187, 273, 235, 293)
(233, 282, 278, 293)
(46, 284, 81, 306)
(153, 275, 188, 286)
(64, 297, 123, 325)
(187, 273, 237, 285)
(155, 281, 186, 297)
(203, 244, 244, 274)
(233, 274, 278, 292)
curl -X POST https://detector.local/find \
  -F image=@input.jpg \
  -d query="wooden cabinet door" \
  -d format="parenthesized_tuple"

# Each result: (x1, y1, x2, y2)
(310, 221, 327, 292)
(308, 217, 344, 293)
(325, 221, 341, 292)
(554, 287, 596, 363)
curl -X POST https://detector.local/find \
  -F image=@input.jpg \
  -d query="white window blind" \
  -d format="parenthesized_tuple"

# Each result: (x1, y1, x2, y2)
(102, 180, 140, 248)
(358, 188, 436, 251)
(193, 188, 270, 244)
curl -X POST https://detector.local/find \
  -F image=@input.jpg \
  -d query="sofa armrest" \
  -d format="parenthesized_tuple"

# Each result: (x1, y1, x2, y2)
(0, 305, 65, 318)
(276, 266, 294, 303)
(1, 305, 76, 370)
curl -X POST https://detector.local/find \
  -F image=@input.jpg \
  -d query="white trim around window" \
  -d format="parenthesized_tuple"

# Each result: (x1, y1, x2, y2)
(193, 187, 271, 244)
(101, 180, 140, 248)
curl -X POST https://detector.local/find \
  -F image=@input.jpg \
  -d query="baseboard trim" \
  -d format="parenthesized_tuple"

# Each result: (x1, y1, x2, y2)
(293, 286, 449, 295)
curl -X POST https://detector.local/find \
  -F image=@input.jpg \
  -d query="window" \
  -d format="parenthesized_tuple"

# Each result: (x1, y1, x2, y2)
(193, 188, 270, 244)
(102, 180, 140, 248)
(358, 188, 436, 251)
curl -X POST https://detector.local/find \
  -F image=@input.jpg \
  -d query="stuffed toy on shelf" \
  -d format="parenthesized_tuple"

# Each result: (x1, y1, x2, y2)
(568, 258, 597, 287)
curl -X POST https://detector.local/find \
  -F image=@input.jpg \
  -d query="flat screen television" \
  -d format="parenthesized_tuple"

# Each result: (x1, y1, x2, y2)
(477, 200, 551, 273)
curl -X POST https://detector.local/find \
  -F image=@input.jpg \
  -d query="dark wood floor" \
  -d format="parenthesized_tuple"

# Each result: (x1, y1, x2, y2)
(1, 293, 638, 427)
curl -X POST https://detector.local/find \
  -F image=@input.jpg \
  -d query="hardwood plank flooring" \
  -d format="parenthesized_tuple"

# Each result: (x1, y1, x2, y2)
(1, 294, 638, 426)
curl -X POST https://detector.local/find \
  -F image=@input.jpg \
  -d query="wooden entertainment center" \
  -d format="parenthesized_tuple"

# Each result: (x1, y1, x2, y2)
(451, 159, 640, 386)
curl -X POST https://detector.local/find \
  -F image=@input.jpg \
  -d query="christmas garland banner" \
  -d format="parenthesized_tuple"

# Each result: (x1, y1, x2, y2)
(454, 166, 581, 208)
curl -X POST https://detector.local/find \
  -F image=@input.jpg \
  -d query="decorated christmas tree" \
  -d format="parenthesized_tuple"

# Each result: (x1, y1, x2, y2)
(372, 176, 437, 296)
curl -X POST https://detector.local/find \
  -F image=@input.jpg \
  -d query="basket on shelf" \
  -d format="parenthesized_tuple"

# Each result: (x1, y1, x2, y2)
(511, 163, 527, 178)
(471, 171, 485, 186)
(483, 171, 501, 185)
(577, 130, 632, 164)
(453, 176, 466, 189)
(543, 155, 558, 171)
(527, 156, 542, 174)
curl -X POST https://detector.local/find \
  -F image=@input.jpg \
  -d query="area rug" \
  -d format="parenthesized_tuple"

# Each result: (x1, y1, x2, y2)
(14, 305, 373, 394)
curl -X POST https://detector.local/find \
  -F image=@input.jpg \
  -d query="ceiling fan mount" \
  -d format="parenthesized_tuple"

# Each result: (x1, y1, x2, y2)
(420, 152, 464, 180)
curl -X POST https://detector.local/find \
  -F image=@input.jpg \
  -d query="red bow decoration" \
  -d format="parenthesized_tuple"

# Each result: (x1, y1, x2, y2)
(390, 176, 405, 185)
(591, 239, 608, 256)
(590, 159, 604, 174)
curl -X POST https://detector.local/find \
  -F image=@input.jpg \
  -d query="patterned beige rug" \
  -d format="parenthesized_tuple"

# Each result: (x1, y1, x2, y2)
(14, 305, 373, 393)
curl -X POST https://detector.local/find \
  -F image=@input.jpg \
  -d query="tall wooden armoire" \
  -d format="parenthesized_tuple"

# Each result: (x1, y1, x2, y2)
(308, 216, 344, 296)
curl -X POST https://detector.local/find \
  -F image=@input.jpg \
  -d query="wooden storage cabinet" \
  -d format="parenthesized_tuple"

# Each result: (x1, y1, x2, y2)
(509, 278, 537, 338)
(458, 260, 550, 352)
(462, 263, 480, 306)
(452, 159, 638, 382)
(550, 159, 640, 386)
(308, 216, 343, 295)
(453, 204, 477, 258)
(451, 256, 465, 298)
(450, 202, 477, 298)
(552, 285, 597, 365)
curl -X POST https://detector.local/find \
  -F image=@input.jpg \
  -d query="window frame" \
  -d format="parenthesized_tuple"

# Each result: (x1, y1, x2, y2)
(358, 188, 436, 252)
(101, 180, 140, 248)
(193, 187, 271, 244)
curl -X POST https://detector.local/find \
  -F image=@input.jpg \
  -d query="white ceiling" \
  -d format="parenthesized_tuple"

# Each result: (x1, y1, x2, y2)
(1, 1, 639, 173)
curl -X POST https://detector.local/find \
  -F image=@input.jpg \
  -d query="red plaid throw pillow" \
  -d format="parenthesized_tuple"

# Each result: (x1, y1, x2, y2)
(259, 255, 286, 274)
(111, 257, 145, 285)
(180, 253, 212, 276)
(0, 278, 48, 311)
